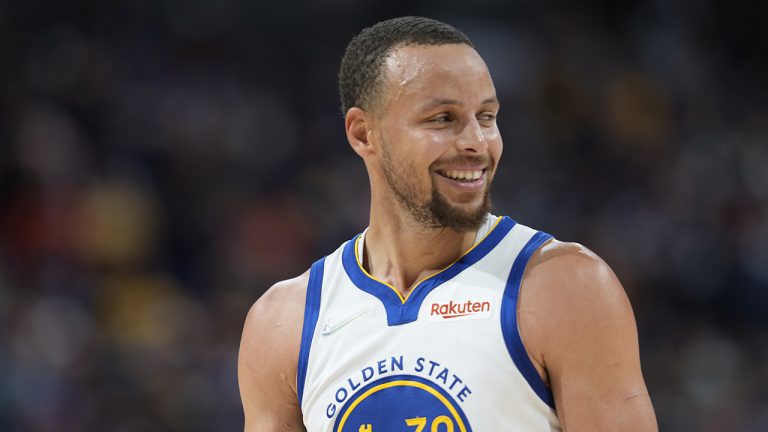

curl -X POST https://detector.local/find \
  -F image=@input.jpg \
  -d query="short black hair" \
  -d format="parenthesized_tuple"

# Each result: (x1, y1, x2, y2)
(338, 16, 473, 115)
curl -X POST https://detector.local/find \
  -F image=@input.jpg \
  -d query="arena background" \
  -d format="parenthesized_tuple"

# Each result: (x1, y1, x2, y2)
(1, 1, 766, 430)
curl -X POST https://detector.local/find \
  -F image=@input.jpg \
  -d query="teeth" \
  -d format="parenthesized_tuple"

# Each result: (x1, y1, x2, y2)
(443, 170, 483, 181)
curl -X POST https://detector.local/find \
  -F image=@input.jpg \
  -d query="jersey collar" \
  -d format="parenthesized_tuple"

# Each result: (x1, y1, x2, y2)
(341, 216, 516, 325)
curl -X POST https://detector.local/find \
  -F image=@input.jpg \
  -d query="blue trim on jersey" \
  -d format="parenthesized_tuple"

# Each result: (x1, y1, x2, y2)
(501, 230, 556, 409)
(342, 216, 517, 326)
(297, 257, 326, 405)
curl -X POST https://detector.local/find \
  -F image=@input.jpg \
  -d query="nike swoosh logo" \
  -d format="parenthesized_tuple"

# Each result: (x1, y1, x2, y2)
(321, 308, 369, 336)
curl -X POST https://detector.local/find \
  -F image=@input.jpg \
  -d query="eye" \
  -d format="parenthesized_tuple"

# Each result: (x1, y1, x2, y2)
(427, 113, 453, 123)
(477, 112, 497, 122)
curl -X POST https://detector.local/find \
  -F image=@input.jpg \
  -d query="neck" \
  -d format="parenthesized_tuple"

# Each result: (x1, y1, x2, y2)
(363, 203, 483, 298)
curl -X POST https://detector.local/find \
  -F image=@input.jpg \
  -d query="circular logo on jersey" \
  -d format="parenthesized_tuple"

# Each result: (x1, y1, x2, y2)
(333, 374, 472, 432)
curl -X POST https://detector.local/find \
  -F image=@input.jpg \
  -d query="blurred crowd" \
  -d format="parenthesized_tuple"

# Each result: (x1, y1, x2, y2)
(1, 1, 766, 431)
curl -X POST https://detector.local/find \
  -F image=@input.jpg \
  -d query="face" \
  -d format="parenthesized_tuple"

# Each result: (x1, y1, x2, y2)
(371, 44, 503, 231)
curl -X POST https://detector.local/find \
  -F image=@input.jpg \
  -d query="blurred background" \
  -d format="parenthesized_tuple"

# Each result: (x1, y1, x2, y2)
(0, 0, 766, 430)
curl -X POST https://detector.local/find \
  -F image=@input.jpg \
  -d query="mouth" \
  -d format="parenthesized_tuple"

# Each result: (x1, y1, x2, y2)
(433, 168, 488, 193)
(435, 168, 487, 182)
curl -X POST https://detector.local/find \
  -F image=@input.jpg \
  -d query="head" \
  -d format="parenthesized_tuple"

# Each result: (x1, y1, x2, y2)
(340, 17, 502, 232)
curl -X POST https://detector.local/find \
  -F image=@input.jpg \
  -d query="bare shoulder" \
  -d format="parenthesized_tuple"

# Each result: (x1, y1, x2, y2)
(523, 239, 630, 313)
(520, 240, 656, 430)
(239, 271, 310, 432)
(246, 271, 310, 330)
(518, 239, 637, 376)
(241, 270, 310, 372)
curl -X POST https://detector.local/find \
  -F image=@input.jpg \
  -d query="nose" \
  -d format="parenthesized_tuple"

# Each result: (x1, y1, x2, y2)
(455, 117, 488, 154)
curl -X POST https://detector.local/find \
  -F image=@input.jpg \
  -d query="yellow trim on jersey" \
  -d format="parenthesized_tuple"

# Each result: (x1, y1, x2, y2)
(336, 380, 467, 432)
(354, 234, 407, 302)
(354, 216, 503, 304)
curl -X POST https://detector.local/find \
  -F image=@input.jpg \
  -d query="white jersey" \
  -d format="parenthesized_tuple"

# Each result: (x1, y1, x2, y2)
(298, 215, 561, 432)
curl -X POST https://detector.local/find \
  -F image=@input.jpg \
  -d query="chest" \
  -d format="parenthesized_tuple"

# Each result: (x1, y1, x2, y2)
(304, 266, 515, 432)
(297, 220, 560, 432)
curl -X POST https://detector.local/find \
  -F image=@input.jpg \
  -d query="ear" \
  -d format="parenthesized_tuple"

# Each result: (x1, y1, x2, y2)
(345, 107, 377, 157)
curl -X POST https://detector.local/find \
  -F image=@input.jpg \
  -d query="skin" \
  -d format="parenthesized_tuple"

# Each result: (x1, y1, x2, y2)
(238, 43, 657, 431)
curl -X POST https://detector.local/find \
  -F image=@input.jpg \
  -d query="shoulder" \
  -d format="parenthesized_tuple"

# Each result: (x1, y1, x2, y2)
(523, 239, 628, 310)
(238, 271, 311, 430)
(242, 271, 310, 354)
(238, 272, 309, 424)
(248, 271, 310, 320)
(240, 271, 311, 384)
(518, 239, 637, 369)
(519, 243, 657, 430)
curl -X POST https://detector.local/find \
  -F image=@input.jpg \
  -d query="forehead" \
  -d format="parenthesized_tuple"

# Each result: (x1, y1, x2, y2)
(379, 44, 495, 109)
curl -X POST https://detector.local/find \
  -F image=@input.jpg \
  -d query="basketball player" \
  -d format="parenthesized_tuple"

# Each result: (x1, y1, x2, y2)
(239, 17, 657, 431)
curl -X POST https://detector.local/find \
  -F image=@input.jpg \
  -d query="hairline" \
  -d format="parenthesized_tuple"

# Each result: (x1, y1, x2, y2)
(363, 40, 476, 117)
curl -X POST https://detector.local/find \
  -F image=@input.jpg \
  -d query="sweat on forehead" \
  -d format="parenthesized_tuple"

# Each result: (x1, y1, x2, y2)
(383, 44, 487, 84)
(338, 16, 474, 115)
(377, 44, 491, 110)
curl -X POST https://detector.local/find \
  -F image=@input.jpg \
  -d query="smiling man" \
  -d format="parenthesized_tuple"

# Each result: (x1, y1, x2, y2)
(238, 17, 657, 432)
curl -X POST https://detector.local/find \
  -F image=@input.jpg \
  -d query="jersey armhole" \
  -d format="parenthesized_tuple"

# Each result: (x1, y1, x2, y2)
(296, 256, 326, 406)
(500, 231, 556, 409)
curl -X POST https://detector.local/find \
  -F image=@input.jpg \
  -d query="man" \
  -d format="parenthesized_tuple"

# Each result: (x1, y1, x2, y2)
(239, 16, 657, 431)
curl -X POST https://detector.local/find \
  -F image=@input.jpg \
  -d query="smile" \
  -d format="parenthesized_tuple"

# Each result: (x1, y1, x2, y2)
(436, 169, 486, 183)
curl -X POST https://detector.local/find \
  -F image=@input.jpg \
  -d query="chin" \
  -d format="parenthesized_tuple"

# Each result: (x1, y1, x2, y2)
(428, 191, 491, 232)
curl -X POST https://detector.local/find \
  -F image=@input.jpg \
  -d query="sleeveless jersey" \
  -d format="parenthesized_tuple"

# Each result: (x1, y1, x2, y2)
(297, 215, 561, 432)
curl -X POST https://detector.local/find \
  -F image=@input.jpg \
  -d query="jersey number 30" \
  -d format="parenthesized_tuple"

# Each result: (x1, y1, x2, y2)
(358, 416, 455, 432)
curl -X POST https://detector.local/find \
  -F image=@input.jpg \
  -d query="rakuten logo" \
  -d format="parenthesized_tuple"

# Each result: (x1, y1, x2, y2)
(429, 300, 492, 320)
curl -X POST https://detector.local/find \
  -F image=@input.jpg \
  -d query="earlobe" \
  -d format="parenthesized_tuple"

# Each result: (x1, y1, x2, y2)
(345, 107, 376, 157)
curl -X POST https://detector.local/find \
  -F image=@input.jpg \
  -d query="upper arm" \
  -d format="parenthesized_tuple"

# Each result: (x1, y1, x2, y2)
(519, 242, 657, 432)
(238, 273, 309, 432)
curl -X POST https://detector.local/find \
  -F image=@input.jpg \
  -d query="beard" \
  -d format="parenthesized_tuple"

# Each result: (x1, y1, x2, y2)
(380, 147, 493, 232)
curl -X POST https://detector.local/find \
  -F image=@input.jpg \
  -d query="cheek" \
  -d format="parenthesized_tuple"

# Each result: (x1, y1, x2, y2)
(404, 129, 447, 166)
(422, 129, 459, 156)
(486, 128, 503, 161)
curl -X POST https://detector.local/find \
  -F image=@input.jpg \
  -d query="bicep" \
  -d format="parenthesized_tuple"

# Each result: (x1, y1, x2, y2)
(523, 246, 657, 431)
(238, 289, 306, 432)
(547, 285, 656, 431)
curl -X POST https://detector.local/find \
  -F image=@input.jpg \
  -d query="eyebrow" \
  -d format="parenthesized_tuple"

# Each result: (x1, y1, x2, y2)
(419, 96, 499, 111)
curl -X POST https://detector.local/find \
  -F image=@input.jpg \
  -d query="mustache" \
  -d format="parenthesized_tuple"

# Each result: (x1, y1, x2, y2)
(431, 155, 493, 168)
